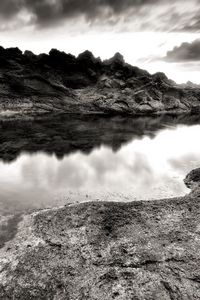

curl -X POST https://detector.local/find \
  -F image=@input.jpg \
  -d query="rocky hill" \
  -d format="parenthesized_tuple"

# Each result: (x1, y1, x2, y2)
(0, 46, 200, 116)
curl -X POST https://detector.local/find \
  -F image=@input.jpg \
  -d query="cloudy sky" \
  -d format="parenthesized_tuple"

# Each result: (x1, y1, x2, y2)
(0, 0, 200, 83)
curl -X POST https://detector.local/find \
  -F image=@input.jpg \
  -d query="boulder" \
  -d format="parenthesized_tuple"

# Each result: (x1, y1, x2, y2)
(184, 168, 200, 194)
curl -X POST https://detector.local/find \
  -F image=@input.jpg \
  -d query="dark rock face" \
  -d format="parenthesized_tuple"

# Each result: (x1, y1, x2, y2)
(184, 168, 200, 194)
(0, 46, 200, 116)
(0, 172, 200, 299)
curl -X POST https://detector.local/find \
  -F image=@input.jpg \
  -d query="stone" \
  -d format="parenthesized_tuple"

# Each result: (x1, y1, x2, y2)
(0, 169, 200, 299)
(0, 46, 199, 117)
(184, 168, 200, 194)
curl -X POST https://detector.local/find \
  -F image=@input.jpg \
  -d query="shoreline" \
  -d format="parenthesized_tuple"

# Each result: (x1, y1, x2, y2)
(0, 108, 199, 122)
(0, 168, 200, 299)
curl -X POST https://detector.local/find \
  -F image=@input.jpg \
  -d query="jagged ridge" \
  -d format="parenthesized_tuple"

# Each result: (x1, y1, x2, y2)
(0, 46, 200, 116)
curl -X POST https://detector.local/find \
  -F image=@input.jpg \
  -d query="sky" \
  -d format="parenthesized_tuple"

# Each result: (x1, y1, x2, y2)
(0, 0, 200, 83)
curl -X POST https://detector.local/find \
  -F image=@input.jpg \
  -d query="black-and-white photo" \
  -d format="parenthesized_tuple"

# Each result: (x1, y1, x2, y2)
(0, 1, 200, 299)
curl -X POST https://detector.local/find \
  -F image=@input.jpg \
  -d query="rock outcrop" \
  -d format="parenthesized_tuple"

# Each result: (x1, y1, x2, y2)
(0, 46, 200, 117)
(0, 169, 200, 299)
(184, 168, 200, 195)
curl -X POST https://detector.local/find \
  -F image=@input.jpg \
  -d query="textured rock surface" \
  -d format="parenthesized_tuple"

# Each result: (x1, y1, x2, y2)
(0, 46, 200, 116)
(184, 168, 200, 195)
(0, 170, 200, 299)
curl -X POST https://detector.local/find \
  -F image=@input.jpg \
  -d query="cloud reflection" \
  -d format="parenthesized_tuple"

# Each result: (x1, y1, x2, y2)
(0, 124, 200, 215)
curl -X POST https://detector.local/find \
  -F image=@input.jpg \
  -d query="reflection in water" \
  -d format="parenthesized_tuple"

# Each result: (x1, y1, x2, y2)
(0, 114, 200, 215)
(1, 113, 200, 162)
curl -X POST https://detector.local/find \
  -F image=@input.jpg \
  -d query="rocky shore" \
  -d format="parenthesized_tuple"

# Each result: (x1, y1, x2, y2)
(1, 46, 200, 117)
(0, 168, 200, 299)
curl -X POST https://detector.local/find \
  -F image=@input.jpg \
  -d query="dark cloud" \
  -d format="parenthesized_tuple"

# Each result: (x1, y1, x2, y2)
(0, 0, 160, 22)
(164, 39, 200, 62)
(21, 0, 164, 26)
(0, 0, 22, 19)
(180, 9, 200, 32)
(0, 0, 199, 32)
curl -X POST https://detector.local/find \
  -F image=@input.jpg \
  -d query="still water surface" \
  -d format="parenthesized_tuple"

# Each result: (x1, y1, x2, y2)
(0, 114, 199, 215)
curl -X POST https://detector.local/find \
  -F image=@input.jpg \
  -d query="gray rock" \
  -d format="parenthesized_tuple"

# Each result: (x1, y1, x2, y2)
(0, 170, 200, 299)
(184, 168, 200, 194)
(0, 46, 200, 117)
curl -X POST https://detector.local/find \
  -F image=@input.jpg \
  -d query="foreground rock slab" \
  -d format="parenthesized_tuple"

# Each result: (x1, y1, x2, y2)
(1, 169, 200, 299)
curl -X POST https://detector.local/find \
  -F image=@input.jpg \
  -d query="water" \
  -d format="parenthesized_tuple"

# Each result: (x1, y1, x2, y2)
(0, 113, 200, 216)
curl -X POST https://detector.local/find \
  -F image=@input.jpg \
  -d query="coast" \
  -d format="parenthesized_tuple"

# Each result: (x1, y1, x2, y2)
(0, 168, 200, 299)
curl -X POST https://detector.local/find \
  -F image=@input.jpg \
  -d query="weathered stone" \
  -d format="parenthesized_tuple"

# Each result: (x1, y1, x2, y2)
(184, 168, 200, 194)
(0, 46, 200, 117)
(0, 170, 200, 299)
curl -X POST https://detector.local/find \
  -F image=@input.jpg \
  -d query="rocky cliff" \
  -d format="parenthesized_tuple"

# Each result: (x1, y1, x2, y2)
(0, 46, 200, 116)
(0, 168, 200, 299)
